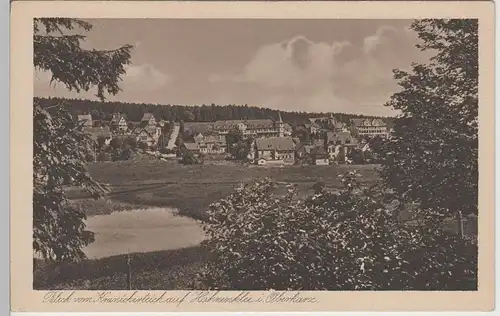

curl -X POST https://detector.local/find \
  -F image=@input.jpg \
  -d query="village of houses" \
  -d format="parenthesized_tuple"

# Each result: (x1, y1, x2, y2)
(77, 110, 391, 166)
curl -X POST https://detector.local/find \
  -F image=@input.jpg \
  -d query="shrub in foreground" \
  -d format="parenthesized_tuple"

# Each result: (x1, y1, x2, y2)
(200, 172, 477, 290)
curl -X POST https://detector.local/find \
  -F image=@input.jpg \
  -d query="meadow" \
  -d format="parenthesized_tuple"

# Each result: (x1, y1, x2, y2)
(69, 159, 382, 220)
(36, 158, 476, 290)
(36, 159, 382, 289)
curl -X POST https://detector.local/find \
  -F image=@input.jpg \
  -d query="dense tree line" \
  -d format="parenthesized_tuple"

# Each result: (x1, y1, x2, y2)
(34, 97, 386, 126)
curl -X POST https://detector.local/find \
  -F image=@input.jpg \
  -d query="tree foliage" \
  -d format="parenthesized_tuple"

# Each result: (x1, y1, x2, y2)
(226, 128, 243, 148)
(109, 137, 123, 150)
(33, 18, 132, 262)
(225, 129, 253, 161)
(200, 172, 476, 290)
(138, 141, 149, 151)
(232, 137, 254, 161)
(379, 19, 478, 236)
(34, 18, 132, 100)
(125, 136, 138, 149)
(180, 148, 202, 165)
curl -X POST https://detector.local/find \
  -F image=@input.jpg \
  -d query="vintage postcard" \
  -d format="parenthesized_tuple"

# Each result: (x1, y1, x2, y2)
(10, 0, 495, 312)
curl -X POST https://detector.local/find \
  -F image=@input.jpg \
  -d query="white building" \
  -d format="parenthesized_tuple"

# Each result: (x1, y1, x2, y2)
(350, 118, 389, 138)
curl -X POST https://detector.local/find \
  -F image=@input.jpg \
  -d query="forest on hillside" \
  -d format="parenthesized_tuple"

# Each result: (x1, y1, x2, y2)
(34, 97, 389, 125)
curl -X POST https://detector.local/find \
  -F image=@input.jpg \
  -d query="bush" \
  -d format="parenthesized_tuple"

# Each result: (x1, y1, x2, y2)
(159, 147, 175, 155)
(111, 148, 122, 161)
(198, 153, 205, 164)
(199, 172, 477, 290)
(109, 137, 123, 150)
(125, 136, 137, 149)
(138, 141, 149, 151)
(180, 150, 202, 165)
(96, 152, 111, 162)
(347, 148, 365, 164)
(120, 147, 135, 160)
(96, 136, 107, 149)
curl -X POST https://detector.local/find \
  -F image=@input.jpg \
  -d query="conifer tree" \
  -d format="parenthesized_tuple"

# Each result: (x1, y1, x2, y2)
(33, 18, 132, 262)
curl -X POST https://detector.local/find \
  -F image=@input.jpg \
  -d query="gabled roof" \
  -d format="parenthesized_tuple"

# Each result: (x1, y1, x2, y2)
(82, 126, 111, 140)
(350, 118, 366, 126)
(311, 145, 328, 157)
(77, 114, 93, 127)
(255, 137, 295, 151)
(350, 118, 387, 127)
(313, 139, 324, 147)
(184, 142, 200, 151)
(183, 122, 214, 135)
(303, 145, 314, 154)
(204, 135, 226, 144)
(333, 122, 345, 130)
(326, 131, 355, 144)
(194, 133, 226, 144)
(78, 114, 92, 121)
(294, 124, 309, 131)
(277, 112, 283, 123)
(145, 126, 159, 134)
(128, 121, 141, 128)
(110, 113, 126, 125)
(132, 127, 154, 136)
(294, 141, 311, 153)
(141, 113, 155, 122)
(213, 119, 275, 130)
(193, 133, 204, 143)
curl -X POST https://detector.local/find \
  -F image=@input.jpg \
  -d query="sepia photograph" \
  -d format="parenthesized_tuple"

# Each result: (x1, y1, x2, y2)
(32, 16, 481, 291)
(9, 0, 495, 312)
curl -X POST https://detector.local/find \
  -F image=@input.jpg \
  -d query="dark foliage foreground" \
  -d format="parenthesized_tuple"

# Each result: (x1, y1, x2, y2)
(35, 174, 476, 291)
(200, 173, 477, 290)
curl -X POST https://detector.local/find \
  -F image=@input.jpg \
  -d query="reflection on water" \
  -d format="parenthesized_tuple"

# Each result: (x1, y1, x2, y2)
(84, 207, 206, 259)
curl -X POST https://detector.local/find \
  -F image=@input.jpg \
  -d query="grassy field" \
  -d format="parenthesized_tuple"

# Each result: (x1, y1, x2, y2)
(69, 159, 382, 220)
(36, 159, 382, 289)
(34, 245, 210, 290)
(37, 159, 476, 290)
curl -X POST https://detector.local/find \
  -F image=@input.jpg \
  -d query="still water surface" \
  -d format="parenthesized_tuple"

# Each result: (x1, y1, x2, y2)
(83, 207, 206, 259)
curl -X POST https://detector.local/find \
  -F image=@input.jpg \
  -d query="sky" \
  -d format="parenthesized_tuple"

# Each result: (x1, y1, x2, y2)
(34, 19, 432, 117)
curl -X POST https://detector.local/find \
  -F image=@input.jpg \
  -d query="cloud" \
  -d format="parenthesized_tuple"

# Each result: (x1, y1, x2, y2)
(212, 35, 351, 90)
(362, 26, 398, 54)
(121, 63, 171, 91)
(34, 63, 171, 99)
(208, 26, 426, 117)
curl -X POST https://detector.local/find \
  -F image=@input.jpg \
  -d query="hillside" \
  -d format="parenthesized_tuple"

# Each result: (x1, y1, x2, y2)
(34, 97, 390, 126)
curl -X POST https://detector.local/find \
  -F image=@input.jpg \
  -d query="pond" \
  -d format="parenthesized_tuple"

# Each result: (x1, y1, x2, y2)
(83, 207, 206, 259)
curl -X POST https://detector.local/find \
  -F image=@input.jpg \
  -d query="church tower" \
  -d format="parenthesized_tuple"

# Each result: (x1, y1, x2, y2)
(277, 112, 285, 137)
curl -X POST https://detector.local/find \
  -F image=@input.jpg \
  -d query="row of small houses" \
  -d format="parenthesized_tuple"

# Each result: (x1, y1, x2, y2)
(184, 133, 370, 165)
(179, 114, 389, 165)
(78, 111, 388, 165)
(78, 113, 165, 148)
(78, 111, 292, 151)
